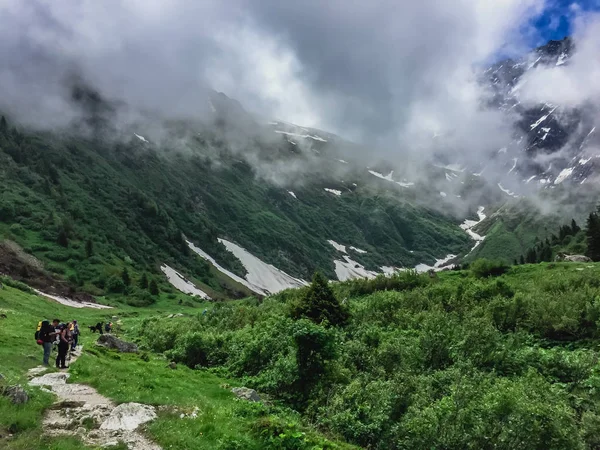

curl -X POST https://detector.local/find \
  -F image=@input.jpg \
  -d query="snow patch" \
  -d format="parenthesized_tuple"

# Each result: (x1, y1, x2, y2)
(349, 246, 367, 254)
(498, 183, 519, 198)
(327, 240, 347, 253)
(288, 191, 297, 199)
(579, 157, 591, 165)
(187, 240, 306, 296)
(508, 158, 517, 174)
(556, 52, 567, 66)
(134, 133, 148, 143)
(415, 254, 456, 273)
(459, 206, 487, 256)
(525, 175, 537, 184)
(440, 191, 447, 197)
(338, 159, 349, 164)
(554, 167, 574, 184)
(324, 188, 342, 196)
(33, 289, 112, 309)
(208, 99, 217, 113)
(368, 170, 414, 187)
(334, 255, 378, 281)
(160, 265, 211, 299)
(218, 239, 307, 295)
(274, 130, 327, 142)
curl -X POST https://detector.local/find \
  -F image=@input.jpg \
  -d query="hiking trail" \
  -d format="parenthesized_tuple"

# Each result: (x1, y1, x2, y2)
(27, 347, 161, 450)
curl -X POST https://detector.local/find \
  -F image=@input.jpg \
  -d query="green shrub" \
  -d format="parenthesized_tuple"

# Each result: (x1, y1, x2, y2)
(471, 259, 509, 278)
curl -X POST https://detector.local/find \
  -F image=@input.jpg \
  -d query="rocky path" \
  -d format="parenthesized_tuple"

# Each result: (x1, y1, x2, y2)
(27, 348, 161, 450)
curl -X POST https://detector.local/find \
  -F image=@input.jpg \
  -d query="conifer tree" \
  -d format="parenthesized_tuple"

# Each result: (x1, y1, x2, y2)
(121, 267, 131, 286)
(85, 239, 94, 258)
(586, 212, 600, 261)
(149, 279, 159, 295)
(292, 272, 349, 327)
(139, 272, 149, 289)
(519, 255, 525, 265)
(572, 219, 581, 235)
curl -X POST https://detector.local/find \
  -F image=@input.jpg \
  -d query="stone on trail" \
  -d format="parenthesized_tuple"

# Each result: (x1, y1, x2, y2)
(100, 402, 157, 431)
(231, 387, 261, 402)
(97, 334, 138, 353)
(3, 384, 29, 404)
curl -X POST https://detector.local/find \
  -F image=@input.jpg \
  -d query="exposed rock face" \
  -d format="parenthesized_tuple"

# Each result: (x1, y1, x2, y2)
(231, 387, 261, 402)
(100, 403, 157, 431)
(3, 384, 29, 404)
(97, 334, 138, 353)
(555, 253, 592, 262)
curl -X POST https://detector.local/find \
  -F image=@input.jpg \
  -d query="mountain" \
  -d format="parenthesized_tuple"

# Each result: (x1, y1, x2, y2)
(0, 88, 477, 302)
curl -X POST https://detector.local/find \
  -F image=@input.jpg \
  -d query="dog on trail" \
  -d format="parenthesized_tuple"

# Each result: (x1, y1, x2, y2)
(88, 323, 104, 334)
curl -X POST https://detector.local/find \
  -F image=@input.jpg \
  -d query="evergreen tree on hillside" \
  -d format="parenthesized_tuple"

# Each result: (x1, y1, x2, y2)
(293, 272, 349, 327)
(149, 279, 159, 295)
(525, 248, 537, 264)
(139, 272, 149, 289)
(85, 238, 94, 258)
(0, 116, 7, 135)
(121, 267, 131, 286)
(586, 212, 600, 261)
(519, 255, 525, 265)
(572, 219, 581, 235)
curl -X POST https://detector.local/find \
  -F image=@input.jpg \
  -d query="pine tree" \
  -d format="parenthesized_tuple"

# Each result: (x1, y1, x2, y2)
(572, 219, 581, 235)
(121, 267, 131, 286)
(149, 279, 159, 295)
(519, 255, 525, 265)
(526, 248, 537, 264)
(57, 227, 69, 247)
(0, 116, 7, 135)
(292, 272, 349, 327)
(139, 272, 148, 289)
(586, 212, 600, 261)
(85, 239, 94, 258)
(513, 258, 518, 266)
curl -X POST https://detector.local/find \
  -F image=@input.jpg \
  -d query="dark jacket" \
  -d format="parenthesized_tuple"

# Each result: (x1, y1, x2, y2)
(40, 323, 56, 343)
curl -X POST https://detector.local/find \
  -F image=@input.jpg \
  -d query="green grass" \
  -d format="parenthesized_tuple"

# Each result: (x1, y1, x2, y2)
(0, 285, 354, 450)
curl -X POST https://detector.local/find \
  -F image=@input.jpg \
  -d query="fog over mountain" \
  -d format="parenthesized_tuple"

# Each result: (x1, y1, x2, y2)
(2, 0, 600, 201)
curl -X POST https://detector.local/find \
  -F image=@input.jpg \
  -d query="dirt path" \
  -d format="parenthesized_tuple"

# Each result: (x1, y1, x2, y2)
(28, 347, 161, 450)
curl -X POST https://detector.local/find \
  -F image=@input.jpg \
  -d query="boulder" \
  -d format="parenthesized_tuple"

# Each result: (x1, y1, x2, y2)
(555, 253, 593, 262)
(97, 335, 138, 353)
(3, 384, 29, 404)
(100, 402, 157, 431)
(231, 387, 261, 402)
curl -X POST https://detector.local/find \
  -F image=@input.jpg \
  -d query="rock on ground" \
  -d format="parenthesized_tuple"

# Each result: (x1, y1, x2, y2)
(100, 403, 157, 431)
(231, 387, 261, 402)
(97, 334, 138, 353)
(3, 384, 29, 404)
(29, 358, 161, 450)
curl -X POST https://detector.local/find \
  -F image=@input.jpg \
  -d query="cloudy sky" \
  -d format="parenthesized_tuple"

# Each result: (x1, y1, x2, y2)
(0, 0, 598, 151)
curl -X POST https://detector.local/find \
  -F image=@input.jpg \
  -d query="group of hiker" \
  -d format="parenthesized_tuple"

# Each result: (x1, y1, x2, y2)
(35, 319, 80, 369)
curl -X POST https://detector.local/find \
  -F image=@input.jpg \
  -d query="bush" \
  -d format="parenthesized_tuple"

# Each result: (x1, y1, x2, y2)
(106, 275, 126, 293)
(471, 259, 509, 278)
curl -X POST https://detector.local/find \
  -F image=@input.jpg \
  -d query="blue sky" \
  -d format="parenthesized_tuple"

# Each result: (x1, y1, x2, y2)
(533, 0, 600, 43)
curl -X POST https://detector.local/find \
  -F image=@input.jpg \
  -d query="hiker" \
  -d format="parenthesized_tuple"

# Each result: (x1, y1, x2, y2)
(104, 322, 112, 333)
(56, 323, 72, 369)
(38, 319, 60, 366)
(71, 320, 80, 350)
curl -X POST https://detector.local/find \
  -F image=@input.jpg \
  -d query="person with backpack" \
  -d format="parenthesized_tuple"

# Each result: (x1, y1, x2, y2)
(37, 319, 59, 366)
(71, 320, 80, 351)
(55, 323, 72, 369)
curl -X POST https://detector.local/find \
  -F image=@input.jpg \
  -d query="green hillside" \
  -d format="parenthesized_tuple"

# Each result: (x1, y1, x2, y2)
(4, 262, 600, 449)
(0, 114, 470, 300)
